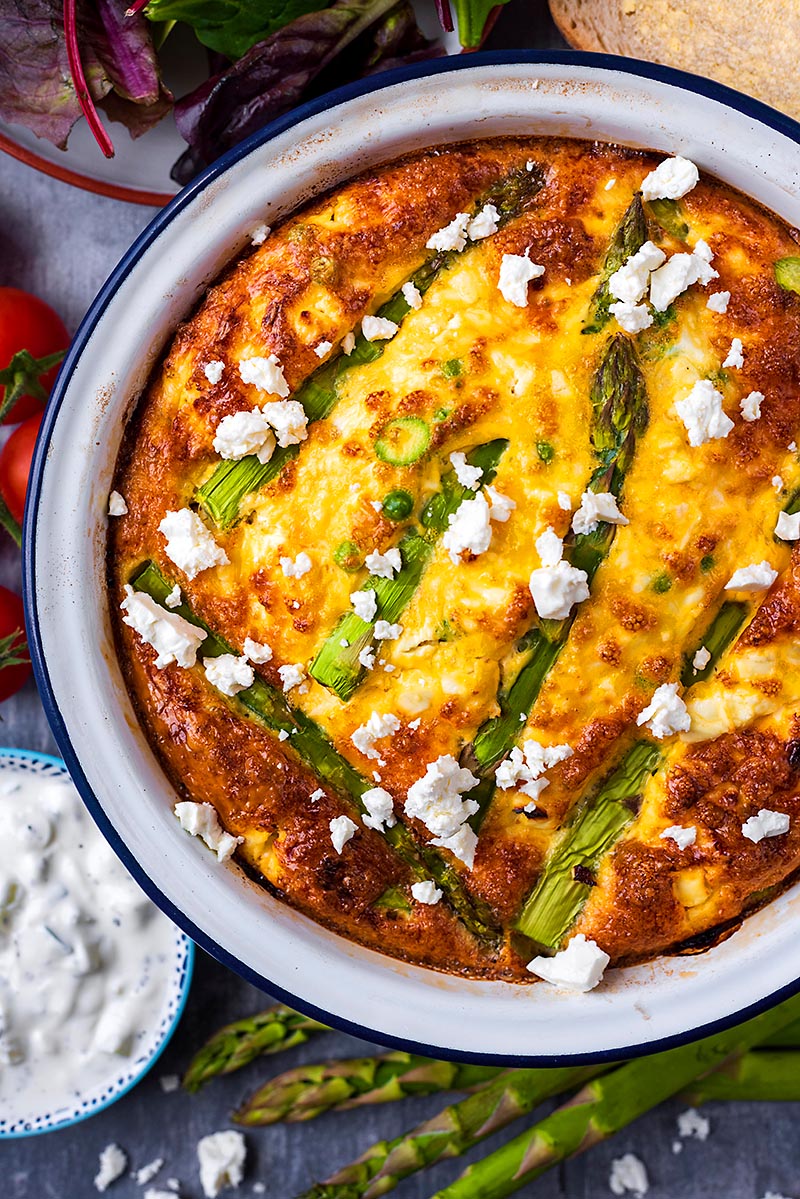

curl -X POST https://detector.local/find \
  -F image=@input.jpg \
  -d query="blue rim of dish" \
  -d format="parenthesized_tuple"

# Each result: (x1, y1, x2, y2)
(22, 49, 800, 1066)
(0, 748, 195, 1137)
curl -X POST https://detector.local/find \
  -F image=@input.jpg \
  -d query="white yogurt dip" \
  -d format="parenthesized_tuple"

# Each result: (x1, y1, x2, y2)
(0, 767, 184, 1129)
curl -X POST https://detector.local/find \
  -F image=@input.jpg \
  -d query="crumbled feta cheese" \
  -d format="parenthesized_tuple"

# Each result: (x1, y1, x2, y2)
(411, 880, 442, 905)
(467, 203, 500, 240)
(107, 490, 128, 517)
(401, 281, 423, 310)
(250, 223, 270, 245)
(280, 551, 312, 578)
(725, 561, 778, 591)
(278, 730, 289, 741)
(314, 340, 332, 358)
(120, 586, 206, 669)
(608, 241, 665, 304)
(159, 509, 229, 580)
(660, 825, 697, 849)
(95, 1144, 128, 1192)
(361, 315, 399, 342)
(342, 332, 356, 355)
(160, 1073, 180, 1093)
(609, 301, 653, 334)
(374, 620, 402, 640)
(536, 525, 563, 567)
(243, 636, 272, 664)
(485, 484, 516, 522)
(773, 475, 784, 493)
(405, 755, 479, 845)
(527, 934, 610, 993)
(790, 442, 798, 452)
(742, 808, 790, 843)
(706, 290, 730, 313)
(498, 252, 545, 307)
(640, 155, 699, 201)
(213, 409, 276, 464)
(197, 1130, 247, 1198)
(277, 663, 306, 692)
(350, 589, 377, 621)
(677, 1108, 710, 1141)
(692, 645, 711, 671)
(674, 379, 734, 446)
(164, 584, 182, 609)
(609, 1152, 650, 1197)
(450, 450, 483, 490)
(203, 654, 254, 697)
(259, 399, 308, 448)
(636, 683, 691, 739)
(358, 646, 376, 670)
(431, 823, 478, 870)
(426, 212, 471, 253)
(571, 490, 629, 536)
(649, 250, 717, 311)
(330, 815, 358, 853)
(135, 1159, 165, 1186)
(495, 739, 572, 799)
(723, 337, 744, 369)
(693, 238, 713, 263)
(605, 177, 616, 190)
(740, 390, 763, 421)
(776, 510, 800, 540)
(239, 354, 289, 398)
(352, 712, 401, 760)
(361, 786, 396, 832)
(529, 528, 589, 621)
(310, 788, 324, 803)
(557, 491, 572, 511)
(365, 547, 402, 578)
(442, 492, 493, 563)
(175, 802, 242, 862)
(204, 359, 224, 384)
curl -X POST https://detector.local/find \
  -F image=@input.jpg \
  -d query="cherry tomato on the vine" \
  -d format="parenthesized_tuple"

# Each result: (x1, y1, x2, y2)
(0, 413, 43, 524)
(0, 586, 30, 701)
(0, 288, 69, 423)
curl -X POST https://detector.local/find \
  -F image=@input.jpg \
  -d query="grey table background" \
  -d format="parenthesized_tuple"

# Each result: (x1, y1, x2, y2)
(2, 1, 799, 1195)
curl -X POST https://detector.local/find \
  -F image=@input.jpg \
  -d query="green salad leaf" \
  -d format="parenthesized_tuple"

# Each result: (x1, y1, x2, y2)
(144, 0, 329, 59)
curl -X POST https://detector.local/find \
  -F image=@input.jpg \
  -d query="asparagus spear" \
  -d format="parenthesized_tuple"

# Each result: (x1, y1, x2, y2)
(310, 439, 507, 701)
(183, 1006, 328, 1093)
(235, 1052, 503, 1125)
(130, 562, 499, 946)
(682, 1049, 800, 1104)
(680, 601, 747, 686)
(196, 165, 545, 529)
(294, 1062, 609, 1199)
(432, 994, 800, 1199)
(583, 193, 648, 334)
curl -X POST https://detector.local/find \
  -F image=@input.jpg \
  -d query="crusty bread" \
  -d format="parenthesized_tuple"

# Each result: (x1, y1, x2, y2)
(548, 0, 800, 124)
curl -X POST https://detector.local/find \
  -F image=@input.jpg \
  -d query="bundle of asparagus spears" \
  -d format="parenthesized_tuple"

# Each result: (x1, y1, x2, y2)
(182, 997, 800, 1197)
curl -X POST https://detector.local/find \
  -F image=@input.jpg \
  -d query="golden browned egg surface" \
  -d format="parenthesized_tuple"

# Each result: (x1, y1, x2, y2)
(109, 137, 800, 983)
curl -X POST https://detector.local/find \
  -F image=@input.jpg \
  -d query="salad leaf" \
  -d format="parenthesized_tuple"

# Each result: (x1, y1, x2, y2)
(449, 0, 509, 48)
(143, 0, 329, 60)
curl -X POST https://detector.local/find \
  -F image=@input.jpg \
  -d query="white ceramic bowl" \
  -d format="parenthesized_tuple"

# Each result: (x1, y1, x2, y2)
(25, 52, 800, 1064)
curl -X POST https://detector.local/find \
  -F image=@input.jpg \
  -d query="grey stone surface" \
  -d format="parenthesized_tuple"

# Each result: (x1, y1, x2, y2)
(2, 2, 800, 1195)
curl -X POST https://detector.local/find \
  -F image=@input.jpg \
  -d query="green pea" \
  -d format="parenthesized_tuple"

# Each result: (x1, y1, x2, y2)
(333, 540, 363, 572)
(381, 489, 414, 522)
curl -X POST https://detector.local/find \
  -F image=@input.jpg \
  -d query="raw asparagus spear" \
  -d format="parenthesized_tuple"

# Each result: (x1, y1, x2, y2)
(196, 165, 545, 528)
(293, 1062, 608, 1199)
(432, 994, 800, 1199)
(583, 193, 648, 334)
(310, 439, 507, 701)
(130, 563, 499, 947)
(682, 1049, 800, 1104)
(183, 1006, 328, 1092)
(234, 1052, 503, 1125)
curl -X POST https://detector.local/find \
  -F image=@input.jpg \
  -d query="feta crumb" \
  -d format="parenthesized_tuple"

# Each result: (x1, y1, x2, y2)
(571, 490, 629, 536)
(374, 619, 402, 640)
(278, 730, 289, 741)
(609, 1152, 650, 1196)
(259, 399, 308, 448)
(442, 492, 493, 563)
(203, 654, 254, 697)
(527, 934, 610, 993)
(159, 509, 229, 580)
(204, 359, 224, 384)
(723, 337, 744, 369)
(485, 484, 516, 522)
(450, 450, 483, 490)
(361, 786, 397, 832)
(431, 823, 478, 870)
(693, 238, 713, 263)
(358, 646, 376, 670)
(740, 390, 764, 421)
(498, 252, 545, 307)
(108, 490, 128, 517)
(197, 1129, 247, 1198)
(352, 712, 401, 760)
(640, 155, 699, 201)
(426, 212, 471, 253)
(277, 663, 306, 692)
(175, 801, 242, 862)
(674, 379, 733, 447)
(365, 547, 402, 578)
(724, 561, 778, 592)
(160, 1073, 180, 1093)
(314, 340, 333, 358)
(773, 475, 784, 493)
(280, 551, 312, 578)
(609, 301, 653, 334)
(529, 528, 589, 619)
(692, 645, 711, 671)
(605, 177, 616, 190)
(351, 588, 377, 621)
(164, 584, 182, 609)
(402, 281, 423, 310)
(405, 755, 479, 850)
(557, 491, 572, 511)
(776, 510, 800, 541)
(94, 1144, 128, 1192)
(310, 788, 324, 803)
(411, 880, 442, 905)
(672, 1141, 683, 1155)
(243, 637, 272, 664)
(677, 1107, 710, 1141)
(250, 223, 270, 245)
(144, 1190, 177, 1199)
(608, 241, 665, 304)
(790, 442, 797, 452)
(496, 739, 572, 799)
(649, 250, 717, 311)
(239, 354, 289, 398)
(636, 682, 691, 738)
(120, 586, 206, 669)
(213, 409, 276, 464)
(467, 203, 500, 241)
(330, 815, 358, 853)
(135, 1159, 165, 1186)
(342, 332, 356, 355)
(706, 291, 730, 313)
(742, 808, 790, 843)
(660, 824, 697, 849)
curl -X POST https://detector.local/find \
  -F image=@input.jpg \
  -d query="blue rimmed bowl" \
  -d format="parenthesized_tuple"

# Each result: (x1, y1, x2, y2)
(23, 52, 800, 1065)
(0, 749, 194, 1137)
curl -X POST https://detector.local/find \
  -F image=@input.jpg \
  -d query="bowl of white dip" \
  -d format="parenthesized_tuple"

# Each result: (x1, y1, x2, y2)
(0, 748, 193, 1137)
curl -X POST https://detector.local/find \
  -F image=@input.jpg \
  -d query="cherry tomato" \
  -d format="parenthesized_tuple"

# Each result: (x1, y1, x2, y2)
(0, 586, 30, 701)
(0, 288, 69, 424)
(0, 413, 43, 524)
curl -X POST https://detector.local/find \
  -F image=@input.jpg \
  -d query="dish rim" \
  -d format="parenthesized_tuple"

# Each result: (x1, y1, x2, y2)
(23, 49, 800, 1065)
